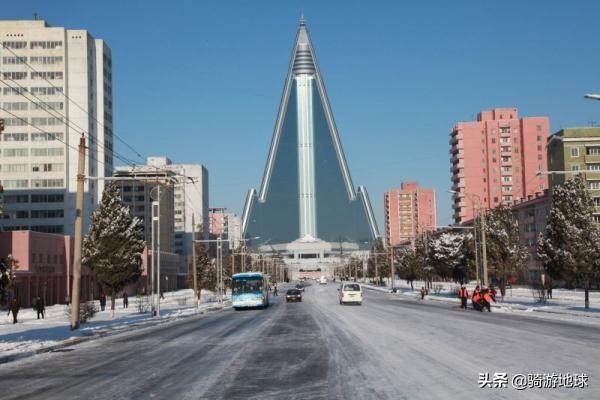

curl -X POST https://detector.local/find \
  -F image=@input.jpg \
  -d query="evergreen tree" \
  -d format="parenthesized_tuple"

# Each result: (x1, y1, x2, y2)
(538, 175, 600, 308)
(82, 182, 144, 316)
(428, 232, 465, 281)
(396, 247, 420, 290)
(483, 205, 528, 296)
(191, 243, 216, 300)
(0, 254, 19, 306)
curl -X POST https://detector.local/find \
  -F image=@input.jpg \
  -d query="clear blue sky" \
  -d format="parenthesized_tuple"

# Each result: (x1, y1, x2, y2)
(5, 1, 600, 228)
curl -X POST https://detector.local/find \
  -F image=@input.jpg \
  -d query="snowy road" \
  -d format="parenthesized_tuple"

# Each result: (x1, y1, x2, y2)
(0, 283, 598, 399)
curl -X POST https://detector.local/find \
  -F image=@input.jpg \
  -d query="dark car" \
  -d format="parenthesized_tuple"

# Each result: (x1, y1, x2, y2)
(286, 289, 303, 302)
(295, 283, 305, 292)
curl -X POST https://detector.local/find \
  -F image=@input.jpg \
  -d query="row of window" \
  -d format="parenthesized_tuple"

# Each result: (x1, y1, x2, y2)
(0, 225, 64, 234)
(3, 194, 64, 203)
(570, 147, 600, 157)
(3, 101, 65, 111)
(1, 148, 64, 157)
(5, 209, 64, 219)
(2, 117, 63, 126)
(2, 179, 64, 189)
(1, 56, 63, 65)
(2, 132, 64, 142)
(1, 71, 63, 80)
(2, 87, 64, 96)
(31, 252, 66, 265)
(0, 163, 64, 173)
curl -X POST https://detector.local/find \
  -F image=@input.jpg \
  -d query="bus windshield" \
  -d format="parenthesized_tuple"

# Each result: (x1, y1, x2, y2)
(232, 277, 264, 294)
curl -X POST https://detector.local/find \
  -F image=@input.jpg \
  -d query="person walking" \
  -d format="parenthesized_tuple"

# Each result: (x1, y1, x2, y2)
(34, 296, 45, 319)
(419, 286, 425, 300)
(273, 283, 278, 296)
(8, 298, 20, 324)
(472, 286, 483, 312)
(458, 285, 469, 310)
(100, 293, 107, 311)
(123, 292, 129, 309)
(482, 288, 496, 312)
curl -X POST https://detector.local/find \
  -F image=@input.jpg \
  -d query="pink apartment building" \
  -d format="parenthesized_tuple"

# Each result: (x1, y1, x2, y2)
(450, 108, 549, 223)
(384, 182, 436, 248)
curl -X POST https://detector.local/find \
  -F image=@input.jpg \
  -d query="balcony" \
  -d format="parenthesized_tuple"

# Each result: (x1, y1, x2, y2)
(585, 154, 600, 164)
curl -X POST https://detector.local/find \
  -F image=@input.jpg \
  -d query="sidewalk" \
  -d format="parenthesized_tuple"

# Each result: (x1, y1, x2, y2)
(363, 279, 600, 324)
(0, 289, 230, 364)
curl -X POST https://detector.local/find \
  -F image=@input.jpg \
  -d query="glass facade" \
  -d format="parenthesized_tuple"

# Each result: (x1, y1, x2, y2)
(243, 21, 378, 251)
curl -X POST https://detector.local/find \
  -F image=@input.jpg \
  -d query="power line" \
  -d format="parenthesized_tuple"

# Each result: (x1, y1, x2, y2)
(1, 45, 147, 163)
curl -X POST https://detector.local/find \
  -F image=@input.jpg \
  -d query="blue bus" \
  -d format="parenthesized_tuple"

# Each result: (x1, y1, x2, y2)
(231, 272, 270, 310)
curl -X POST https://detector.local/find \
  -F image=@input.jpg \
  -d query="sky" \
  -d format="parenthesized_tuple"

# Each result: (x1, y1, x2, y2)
(4, 1, 600, 229)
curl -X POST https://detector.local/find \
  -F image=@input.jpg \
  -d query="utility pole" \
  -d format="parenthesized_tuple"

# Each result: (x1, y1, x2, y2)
(389, 245, 395, 290)
(70, 135, 85, 330)
(192, 213, 198, 307)
(481, 210, 489, 287)
(156, 184, 162, 316)
(473, 206, 480, 286)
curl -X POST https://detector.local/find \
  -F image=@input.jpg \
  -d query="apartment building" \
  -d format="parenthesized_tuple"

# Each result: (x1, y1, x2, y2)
(450, 108, 549, 224)
(0, 20, 113, 235)
(384, 181, 436, 247)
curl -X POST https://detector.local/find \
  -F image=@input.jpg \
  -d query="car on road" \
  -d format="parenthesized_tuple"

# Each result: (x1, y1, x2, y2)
(319, 276, 327, 285)
(339, 282, 363, 305)
(295, 283, 305, 292)
(286, 289, 303, 302)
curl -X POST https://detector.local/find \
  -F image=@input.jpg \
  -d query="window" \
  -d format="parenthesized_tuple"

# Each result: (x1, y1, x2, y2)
(2, 133, 28, 141)
(2, 71, 27, 80)
(593, 215, 600, 224)
(538, 154, 543, 160)
(30, 87, 63, 96)
(32, 102, 64, 111)
(2, 41, 27, 49)
(30, 225, 64, 234)
(501, 156, 511, 163)
(2, 179, 28, 188)
(593, 198, 600, 207)
(3, 148, 28, 157)
(501, 146, 511, 152)
(571, 165, 580, 172)
(30, 41, 62, 50)
(537, 136, 542, 141)
(537, 145, 543, 151)
(3, 117, 27, 126)
(503, 186, 512, 192)
(502, 166, 512, 173)
(590, 181, 600, 190)
(500, 127, 510, 134)
(31, 209, 64, 218)
(31, 117, 63, 126)
(3, 164, 27, 173)
(31, 194, 64, 203)
(32, 163, 64, 172)
(502, 176, 512, 183)
(4, 195, 28, 203)
(31, 132, 63, 141)
(30, 71, 63, 80)
(571, 147, 580, 157)
(587, 147, 600, 156)
(503, 195, 513, 202)
(501, 137, 511, 144)
(31, 148, 64, 157)
(2, 87, 27, 95)
(31, 179, 64, 188)
(29, 56, 63, 65)
(3, 102, 28, 111)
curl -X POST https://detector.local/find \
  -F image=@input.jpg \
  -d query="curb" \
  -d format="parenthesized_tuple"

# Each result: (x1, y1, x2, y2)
(363, 285, 600, 319)
(0, 303, 229, 365)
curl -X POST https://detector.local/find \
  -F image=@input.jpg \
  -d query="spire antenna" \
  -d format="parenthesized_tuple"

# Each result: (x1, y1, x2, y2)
(299, 14, 306, 27)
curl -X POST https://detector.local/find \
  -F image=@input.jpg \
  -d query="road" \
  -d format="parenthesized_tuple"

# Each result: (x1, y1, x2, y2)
(0, 283, 598, 399)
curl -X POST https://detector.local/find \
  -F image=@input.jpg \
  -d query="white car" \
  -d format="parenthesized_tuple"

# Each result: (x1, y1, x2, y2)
(339, 282, 363, 305)
(319, 276, 327, 285)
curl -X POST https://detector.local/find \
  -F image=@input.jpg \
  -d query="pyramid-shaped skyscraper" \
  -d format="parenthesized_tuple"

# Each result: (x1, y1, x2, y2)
(242, 19, 379, 255)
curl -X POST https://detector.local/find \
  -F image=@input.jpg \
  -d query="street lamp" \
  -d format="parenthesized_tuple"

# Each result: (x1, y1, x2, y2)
(448, 190, 488, 287)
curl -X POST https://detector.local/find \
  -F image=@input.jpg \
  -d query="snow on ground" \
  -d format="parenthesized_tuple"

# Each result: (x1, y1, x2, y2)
(0, 289, 229, 359)
(362, 279, 600, 324)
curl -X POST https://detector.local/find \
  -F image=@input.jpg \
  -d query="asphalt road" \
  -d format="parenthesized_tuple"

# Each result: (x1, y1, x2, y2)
(0, 283, 598, 399)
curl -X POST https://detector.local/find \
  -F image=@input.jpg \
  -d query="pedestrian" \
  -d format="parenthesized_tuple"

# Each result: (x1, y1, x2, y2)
(100, 293, 107, 311)
(8, 298, 20, 324)
(547, 286, 553, 300)
(273, 283, 278, 296)
(419, 286, 425, 300)
(458, 285, 469, 310)
(160, 290, 164, 300)
(482, 288, 495, 312)
(123, 292, 129, 308)
(34, 296, 45, 319)
(472, 287, 483, 312)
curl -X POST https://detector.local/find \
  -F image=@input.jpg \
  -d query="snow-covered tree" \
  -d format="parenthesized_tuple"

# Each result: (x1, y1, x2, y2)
(0, 254, 19, 306)
(483, 205, 528, 296)
(396, 247, 421, 289)
(82, 182, 144, 316)
(428, 232, 466, 281)
(538, 175, 600, 308)
(192, 243, 217, 298)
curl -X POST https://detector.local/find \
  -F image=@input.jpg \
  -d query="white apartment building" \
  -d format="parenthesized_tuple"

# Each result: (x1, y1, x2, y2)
(0, 20, 113, 235)
(115, 156, 209, 257)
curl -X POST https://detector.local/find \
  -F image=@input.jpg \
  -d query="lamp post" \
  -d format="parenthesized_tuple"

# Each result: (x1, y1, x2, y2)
(448, 190, 488, 287)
